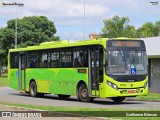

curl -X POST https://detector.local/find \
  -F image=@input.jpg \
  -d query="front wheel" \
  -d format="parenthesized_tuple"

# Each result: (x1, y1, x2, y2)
(77, 84, 94, 102)
(112, 97, 125, 103)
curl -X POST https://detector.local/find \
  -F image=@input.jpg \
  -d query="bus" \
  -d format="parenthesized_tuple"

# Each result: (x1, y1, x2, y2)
(8, 37, 148, 103)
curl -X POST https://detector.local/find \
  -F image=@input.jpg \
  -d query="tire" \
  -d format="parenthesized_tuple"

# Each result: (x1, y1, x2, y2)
(29, 81, 44, 97)
(77, 84, 94, 102)
(58, 94, 71, 99)
(29, 81, 38, 97)
(112, 97, 125, 103)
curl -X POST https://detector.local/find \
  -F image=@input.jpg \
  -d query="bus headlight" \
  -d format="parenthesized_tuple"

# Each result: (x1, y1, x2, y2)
(144, 81, 148, 89)
(107, 81, 118, 90)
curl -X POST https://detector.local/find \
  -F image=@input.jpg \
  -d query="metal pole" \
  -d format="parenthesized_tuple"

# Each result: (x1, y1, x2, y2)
(83, 0, 86, 40)
(15, 4, 17, 49)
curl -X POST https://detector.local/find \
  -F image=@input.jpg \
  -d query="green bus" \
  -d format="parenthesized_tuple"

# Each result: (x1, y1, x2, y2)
(8, 37, 148, 102)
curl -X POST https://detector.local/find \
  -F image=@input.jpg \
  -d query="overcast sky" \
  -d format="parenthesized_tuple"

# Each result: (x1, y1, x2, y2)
(0, 0, 160, 40)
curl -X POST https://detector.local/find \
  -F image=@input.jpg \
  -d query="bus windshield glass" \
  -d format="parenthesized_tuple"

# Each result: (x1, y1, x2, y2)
(106, 50, 147, 75)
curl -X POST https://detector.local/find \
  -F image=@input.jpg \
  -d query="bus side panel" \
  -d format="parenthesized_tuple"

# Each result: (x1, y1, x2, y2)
(26, 68, 88, 96)
(8, 69, 19, 90)
(25, 68, 78, 95)
(26, 69, 53, 93)
(49, 68, 88, 96)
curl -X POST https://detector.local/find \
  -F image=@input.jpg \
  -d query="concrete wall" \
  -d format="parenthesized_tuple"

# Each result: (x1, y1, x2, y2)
(148, 58, 160, 93)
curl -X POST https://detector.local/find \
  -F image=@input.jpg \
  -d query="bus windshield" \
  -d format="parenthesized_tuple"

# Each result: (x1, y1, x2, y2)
(106, 50, 147, 75)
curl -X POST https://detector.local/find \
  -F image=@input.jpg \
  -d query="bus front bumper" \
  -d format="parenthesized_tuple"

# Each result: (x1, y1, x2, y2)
(100, 86, 148, 98)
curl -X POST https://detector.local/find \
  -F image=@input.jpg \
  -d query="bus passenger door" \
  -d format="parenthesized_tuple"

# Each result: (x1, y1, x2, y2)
(88, 47, 103, 97)
(18, 53, 26, 91)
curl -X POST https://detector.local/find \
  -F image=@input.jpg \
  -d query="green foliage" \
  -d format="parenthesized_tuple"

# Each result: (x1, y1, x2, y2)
(0, 16, 59, 67)
(155, 21, 160, 36)
(7, 16, 59, 47)
(0, 28, 14, 65)
(123, 25, 137, 38)
(137, 22, 156, 37)
(101, 15, 159, 38)
(102, 15, 131, 38)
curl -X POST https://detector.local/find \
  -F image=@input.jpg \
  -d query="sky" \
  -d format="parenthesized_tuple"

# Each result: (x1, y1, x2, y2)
(0, 0, 160, 40)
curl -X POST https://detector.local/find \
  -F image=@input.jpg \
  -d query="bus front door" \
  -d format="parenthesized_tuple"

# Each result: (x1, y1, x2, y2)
(89, 48, 102, 97)
(18, 53, 26, 92)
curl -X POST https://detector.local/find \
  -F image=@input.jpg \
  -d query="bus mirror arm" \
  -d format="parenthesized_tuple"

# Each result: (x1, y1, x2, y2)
(104, 60, 108, 67)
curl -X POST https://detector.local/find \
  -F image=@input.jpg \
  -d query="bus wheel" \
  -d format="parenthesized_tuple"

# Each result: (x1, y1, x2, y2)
(58, 95, 71, 99)
(112, 97, 125, 103)
(29, 81, 38, 97)
(77, 84, 94, 102)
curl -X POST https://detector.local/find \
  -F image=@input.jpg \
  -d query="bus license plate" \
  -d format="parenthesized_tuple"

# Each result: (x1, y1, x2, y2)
(128, 90, 136, 94)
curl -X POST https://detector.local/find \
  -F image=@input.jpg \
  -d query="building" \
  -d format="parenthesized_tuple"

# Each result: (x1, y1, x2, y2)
(142, 36, 160, 93)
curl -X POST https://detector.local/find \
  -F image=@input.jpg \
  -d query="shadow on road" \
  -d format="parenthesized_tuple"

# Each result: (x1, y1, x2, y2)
(9, 92, 145, 105)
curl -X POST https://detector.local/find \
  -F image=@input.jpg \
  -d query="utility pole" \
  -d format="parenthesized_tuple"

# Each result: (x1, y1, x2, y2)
(15, 4, 17, 48)
(1, 1, 24, 48)
(83, 0, 86, 40)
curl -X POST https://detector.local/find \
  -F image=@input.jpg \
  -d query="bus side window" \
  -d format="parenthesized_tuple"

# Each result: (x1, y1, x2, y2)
(49, 51, 60, 68)
(61, 50, 72, 68)
(27, 53, 38, 68)
(74, 49, 88, 67)
(38, 52, 48, 68)
(10, 53, 18, 68)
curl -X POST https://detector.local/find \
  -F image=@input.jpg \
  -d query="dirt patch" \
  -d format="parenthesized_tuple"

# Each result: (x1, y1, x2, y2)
(0, 104, 33, 111)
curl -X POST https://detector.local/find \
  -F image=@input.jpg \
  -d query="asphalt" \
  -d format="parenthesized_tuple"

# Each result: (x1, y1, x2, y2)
(0, 87, 160, 110)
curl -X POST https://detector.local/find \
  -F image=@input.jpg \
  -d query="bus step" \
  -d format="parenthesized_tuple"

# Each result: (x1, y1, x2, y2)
(20, 90, 26, 93)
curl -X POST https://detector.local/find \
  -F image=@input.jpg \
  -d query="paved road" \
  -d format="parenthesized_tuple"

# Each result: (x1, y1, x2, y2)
(0, 87, 160, 110)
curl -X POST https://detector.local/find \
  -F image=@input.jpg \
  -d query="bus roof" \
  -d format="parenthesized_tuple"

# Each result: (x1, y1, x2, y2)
(9, 37, 141, 52)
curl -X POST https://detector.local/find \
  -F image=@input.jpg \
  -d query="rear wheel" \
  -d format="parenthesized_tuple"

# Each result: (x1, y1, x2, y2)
(29, 81, 44, 97)
(77, 84, 94, 102)
(112, 97, 125, 103)
(58, 94, 71, 99)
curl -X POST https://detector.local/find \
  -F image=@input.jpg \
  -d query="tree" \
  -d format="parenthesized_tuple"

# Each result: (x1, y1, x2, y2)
(155, 21, 160, 36)
(102, 15, 130, 38)
(0, 28, 15, 75)
(137, 22, 156, 37)
(7, 16, 59, 47)
(101, 15, 160, 38)
(0, 16, 59, 75)
(123, 25, 137, 38)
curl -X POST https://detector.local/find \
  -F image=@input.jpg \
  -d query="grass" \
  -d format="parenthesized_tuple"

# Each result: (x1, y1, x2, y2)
(0, 102, 159, 120)
(0, 74, 8, 87)
(136, 93, 160, 101)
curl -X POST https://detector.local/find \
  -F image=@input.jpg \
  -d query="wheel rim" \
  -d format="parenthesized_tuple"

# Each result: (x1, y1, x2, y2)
(31, 85, 35, 95)
(81, 88, 87, 98)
